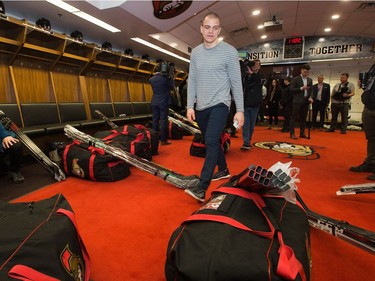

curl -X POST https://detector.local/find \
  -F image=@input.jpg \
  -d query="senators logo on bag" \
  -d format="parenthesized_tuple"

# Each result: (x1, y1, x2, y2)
(61, 245, 85, 281)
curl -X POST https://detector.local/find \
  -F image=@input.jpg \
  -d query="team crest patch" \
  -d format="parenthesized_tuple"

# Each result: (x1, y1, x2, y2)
(61, 244, 85, 281)
(253, 141, 322, 160)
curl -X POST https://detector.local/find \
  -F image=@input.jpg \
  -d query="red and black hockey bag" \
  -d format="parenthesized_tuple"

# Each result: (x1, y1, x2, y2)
(60, 140, 130, 182)
(165, 186, 311, 281)
(0, 194, 90, 281)
(132, 124, 159, 156)
(94, 125, 153, 160)
(168, 121, 184, 140)
(189, 132, 231, 158)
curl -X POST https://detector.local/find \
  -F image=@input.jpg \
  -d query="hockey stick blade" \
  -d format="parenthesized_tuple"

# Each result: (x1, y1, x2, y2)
(336, 183, 375, 195)
(0, 110, 66, 181)
(64, 125, 199, 189)
(295, 191, 375, 255)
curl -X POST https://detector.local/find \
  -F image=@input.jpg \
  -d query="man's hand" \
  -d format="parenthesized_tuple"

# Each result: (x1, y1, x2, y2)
(186, 108, 196, 123)
(2, 136, 19, 149)
(233, 111, 245, 130)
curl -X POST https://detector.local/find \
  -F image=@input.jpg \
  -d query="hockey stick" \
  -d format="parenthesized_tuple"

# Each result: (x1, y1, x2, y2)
(64, 125, 199, 189)
(94, 110, 118, 129)
(307, 103, 312, 139)
(168, 108, 200, 130)
(0, 110, 66, 181)
(336, 183, 375, 195)
(168, 116, 201, 135)
(295, 192, 375, 255)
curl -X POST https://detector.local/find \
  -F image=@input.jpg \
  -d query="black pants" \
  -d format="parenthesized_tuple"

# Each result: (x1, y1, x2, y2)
(312, 100, 326, 128)
(330, 103, 349, 131)
(290, 102, 309, 136)
(0, 141, 23, 172)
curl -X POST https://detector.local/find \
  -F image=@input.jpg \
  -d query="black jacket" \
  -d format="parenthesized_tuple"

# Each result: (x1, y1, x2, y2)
(243, 72, 264, 107)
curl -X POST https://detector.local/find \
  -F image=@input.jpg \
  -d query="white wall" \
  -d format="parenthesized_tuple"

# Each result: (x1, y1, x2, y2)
(309, 59, 373, 123)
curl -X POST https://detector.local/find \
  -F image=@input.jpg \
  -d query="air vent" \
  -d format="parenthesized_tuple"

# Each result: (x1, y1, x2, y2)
(230, 27, 249, 36)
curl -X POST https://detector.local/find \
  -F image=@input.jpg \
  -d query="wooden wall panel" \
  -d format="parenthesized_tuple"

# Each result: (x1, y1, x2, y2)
(128, 81, 145, 102)
(85, 76, 110, 102)
(51, 72, 81, 102)
(143, 83, 153, 102)
(109, 79, 130, 102)
(0, 64, 14, 103)
(12, 66, 54, 103)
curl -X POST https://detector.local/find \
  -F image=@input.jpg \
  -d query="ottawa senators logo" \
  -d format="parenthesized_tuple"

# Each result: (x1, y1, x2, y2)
(253, 141, 323, 160)
(72, 158, 85, 178)
(152, 0, 192, 19)
(61, 245, 85, 281)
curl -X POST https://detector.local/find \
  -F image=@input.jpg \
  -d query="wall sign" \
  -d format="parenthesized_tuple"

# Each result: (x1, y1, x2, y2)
(283, 36, 304, 59)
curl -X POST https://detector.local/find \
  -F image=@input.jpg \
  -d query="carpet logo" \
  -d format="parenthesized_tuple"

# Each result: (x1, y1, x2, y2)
(152, 1, 192, 19)
(253, 141, 321, 160)
(61, 244, 85, 281)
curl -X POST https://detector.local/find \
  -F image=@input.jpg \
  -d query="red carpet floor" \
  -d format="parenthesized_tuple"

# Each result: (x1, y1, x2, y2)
(13, 126, 375, 281)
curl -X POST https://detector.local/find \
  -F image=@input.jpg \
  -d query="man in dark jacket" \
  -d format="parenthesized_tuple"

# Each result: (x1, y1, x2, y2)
(289, 64, 313, 139)
(280, 77, 293, 133)
(241, 59, 264, 150)
(149, 62, 175, 145)
(0, 123, 24, 183)
(312, 74, 330, 130)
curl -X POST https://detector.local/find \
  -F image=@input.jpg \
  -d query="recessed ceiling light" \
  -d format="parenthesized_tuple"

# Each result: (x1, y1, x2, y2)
(252, 10, 260, 16)
(218, 37, 224, 42)
(324, 28, 331, 32)
(257, 24, 264, 29)
(261, 35, 267, 39)
(332, 14, 340, 20)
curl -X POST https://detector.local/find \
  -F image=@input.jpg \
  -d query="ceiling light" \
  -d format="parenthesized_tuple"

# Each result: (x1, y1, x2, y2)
(131, 37, 190, 63)
(261, 35, 267, 39)
(218, 37, 224, 42)
(45, 0, 121, 33)
(257, 24, 264, 29)
(324, 28, 331, 32)
(332, 14, 340, 19)
(252, 10, 260, 16)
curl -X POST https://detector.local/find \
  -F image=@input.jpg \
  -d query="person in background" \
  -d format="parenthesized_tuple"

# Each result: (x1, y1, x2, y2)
(0, 123, 24, 183)
(184, 12, 244, 202)
(241, 59, 263, 150)
(350, 68, 375, 180)
(311, 74, 330, 130)
(149, 62, 175, 145)
(326, 72, 355, 134)
(265, 79, 282, 130)
(280, 77, 293, 133)
(289, 64, 313, 139)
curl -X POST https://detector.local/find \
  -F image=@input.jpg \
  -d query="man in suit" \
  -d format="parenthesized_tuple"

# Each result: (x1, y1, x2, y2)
(312, 74, 330, 130)
(289, 64, 313, 139)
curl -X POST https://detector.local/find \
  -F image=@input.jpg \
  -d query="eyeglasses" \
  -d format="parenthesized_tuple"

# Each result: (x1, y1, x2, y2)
(202, 25, 221, 32)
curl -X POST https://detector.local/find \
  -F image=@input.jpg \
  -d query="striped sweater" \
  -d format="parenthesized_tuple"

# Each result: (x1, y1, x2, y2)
(187, 41, 244, 112)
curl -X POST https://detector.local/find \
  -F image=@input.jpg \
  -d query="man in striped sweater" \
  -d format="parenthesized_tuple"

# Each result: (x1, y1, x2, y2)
(185, 12, 244, 202)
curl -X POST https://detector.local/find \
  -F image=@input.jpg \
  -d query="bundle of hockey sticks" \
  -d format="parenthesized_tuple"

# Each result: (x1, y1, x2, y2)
(225, 164, 375, 255)
(168, 108, 200, 130)
(64, 125, 199, 189)
(336, 183, 375, 195)
(0, 110, 66, 181)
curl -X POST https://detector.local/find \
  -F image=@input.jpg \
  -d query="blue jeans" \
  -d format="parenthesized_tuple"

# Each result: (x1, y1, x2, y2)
(242, 106, 259, 146)
(196, 103, 229, 190)
(151, 105, 169, 142)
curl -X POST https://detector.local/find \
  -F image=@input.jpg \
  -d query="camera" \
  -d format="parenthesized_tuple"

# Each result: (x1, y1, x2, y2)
(157, 60, 175, 80)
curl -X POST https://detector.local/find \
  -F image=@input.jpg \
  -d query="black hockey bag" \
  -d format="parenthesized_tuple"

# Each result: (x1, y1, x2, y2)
(94, 125, 153, 160)
(60, 140, 131, 182)
(165, 173, 311, 281)
(168, 120, 184, 140)
(0, 194, 90, 281)
(190, 131, 231, 158)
